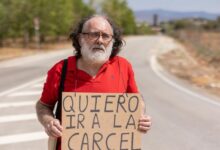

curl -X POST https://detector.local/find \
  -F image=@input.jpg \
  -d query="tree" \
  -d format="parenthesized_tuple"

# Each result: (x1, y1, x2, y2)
(0, 0, 95, 47)
(101, 0, 137, 34)
(0, 2, 7, 46)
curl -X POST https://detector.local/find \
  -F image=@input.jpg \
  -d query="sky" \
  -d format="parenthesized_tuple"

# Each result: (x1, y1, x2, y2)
(126, 0, 220, 14)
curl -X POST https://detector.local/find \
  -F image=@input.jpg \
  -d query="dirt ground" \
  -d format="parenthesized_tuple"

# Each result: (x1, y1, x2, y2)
(158, 40, 220, 97)
(0, 41, 71, 61)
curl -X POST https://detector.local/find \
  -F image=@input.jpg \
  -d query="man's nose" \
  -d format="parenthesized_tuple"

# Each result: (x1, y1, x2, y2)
(96, 35, 104, 44)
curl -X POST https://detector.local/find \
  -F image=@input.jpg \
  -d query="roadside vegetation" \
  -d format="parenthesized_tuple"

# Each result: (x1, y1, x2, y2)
(163, 17, 220, 64)
(159, 17, 220, 97)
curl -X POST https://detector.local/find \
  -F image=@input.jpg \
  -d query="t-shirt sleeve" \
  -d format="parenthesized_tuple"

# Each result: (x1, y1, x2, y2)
(126, 62, 139, 93)
(40, 61, 63, 106)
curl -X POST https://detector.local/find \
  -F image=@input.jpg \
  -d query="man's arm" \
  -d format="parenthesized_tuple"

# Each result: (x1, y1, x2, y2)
(36, 100, 63, 138)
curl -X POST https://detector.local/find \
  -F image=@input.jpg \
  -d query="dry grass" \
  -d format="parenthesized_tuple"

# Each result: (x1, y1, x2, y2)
(158, 30, 220, 98)
(177, 30, 220, 63)
(0, 41, 72, 61)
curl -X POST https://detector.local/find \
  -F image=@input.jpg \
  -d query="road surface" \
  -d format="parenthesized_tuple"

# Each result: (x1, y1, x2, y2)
(0, 35, 220, 150)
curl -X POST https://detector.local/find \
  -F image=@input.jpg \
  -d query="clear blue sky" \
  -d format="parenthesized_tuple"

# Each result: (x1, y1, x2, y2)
(127, 0, 220, 14)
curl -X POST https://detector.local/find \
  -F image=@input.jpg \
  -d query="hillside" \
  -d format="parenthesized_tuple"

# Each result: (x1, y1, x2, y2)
(134, 9, 220, 24)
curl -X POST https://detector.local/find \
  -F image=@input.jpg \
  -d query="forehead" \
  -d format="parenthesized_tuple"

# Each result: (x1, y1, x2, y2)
(83, 17, 113, 34)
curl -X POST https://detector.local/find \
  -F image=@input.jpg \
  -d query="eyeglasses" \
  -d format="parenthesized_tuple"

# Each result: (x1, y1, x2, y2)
(81, 32, 113, 43)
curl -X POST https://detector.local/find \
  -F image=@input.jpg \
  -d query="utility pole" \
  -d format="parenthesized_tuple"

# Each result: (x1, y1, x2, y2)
(153, 14, 158, 27)
(34, 17, 40, 50)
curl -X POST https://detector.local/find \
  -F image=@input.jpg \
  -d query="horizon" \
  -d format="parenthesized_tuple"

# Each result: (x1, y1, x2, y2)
(133, 8, 220, 15)
(127, 0, 220, 14)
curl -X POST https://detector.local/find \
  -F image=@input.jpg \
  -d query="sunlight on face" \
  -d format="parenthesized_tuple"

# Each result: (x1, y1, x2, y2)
(80, 16, 114, 64)
(80, 38, 113, 64)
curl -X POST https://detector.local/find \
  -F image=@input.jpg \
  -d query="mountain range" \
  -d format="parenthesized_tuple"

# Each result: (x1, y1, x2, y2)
(134, 9, 220, 24)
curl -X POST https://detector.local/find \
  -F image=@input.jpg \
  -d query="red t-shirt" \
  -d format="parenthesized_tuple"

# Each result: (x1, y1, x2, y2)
(40, 55, 138, 150)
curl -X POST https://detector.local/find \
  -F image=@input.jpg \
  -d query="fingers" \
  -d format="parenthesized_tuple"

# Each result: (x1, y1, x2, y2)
(53, 119, 63, 131)
(45, 119, 63, 138)
(138, 115, 152, 134)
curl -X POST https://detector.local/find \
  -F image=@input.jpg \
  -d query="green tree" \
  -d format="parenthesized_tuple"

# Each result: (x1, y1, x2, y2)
(101, 0, 137, 34)
(202, 17, 220, 31)
(31, 0, 94, 41)
(0, 2, 7, 46)
(0, 0, 95, 47)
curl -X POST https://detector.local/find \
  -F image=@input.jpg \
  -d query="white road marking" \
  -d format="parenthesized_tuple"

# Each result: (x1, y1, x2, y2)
(32, 83, 43, 88)
(0, 101, 35, 108)
(8, 91, 42, 97)
(0, 114, 36, 123)
(0, 76, 45, 97)
(150, 55, 220, 107)
(0, 132, 47, 145)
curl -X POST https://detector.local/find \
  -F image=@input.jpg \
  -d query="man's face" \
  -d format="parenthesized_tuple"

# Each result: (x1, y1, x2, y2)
(79, 17, 114, 64)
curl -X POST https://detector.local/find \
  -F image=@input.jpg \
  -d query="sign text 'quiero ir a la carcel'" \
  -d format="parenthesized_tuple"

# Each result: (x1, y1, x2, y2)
(62, 92, 144, 150)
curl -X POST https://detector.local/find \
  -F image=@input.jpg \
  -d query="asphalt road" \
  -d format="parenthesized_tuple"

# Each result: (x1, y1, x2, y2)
(0, 35, 220, 150)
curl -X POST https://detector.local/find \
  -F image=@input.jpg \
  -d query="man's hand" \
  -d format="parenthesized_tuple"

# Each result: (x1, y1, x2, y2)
(35, 101, 63, 138)
(138, 115, 152, 133)
(45, 119, 63, 138)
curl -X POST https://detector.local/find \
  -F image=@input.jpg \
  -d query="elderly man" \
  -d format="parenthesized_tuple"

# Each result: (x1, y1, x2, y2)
(36, 15, 152, 150)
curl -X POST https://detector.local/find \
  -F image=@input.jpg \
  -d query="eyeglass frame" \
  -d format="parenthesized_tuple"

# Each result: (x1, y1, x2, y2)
(80, 32, 114, 43)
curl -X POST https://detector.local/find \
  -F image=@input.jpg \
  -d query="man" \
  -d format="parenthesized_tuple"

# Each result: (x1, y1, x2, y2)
(36, 15, 152, 150)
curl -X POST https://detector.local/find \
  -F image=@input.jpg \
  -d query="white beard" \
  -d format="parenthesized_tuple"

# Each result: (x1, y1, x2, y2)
(80, 39, 113, 65)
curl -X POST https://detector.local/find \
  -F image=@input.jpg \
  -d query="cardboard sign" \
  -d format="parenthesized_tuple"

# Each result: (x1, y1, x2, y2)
(62, 92, 143, 150)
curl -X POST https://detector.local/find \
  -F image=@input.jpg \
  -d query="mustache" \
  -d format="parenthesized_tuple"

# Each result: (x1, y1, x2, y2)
(92, 45, 105, 50)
